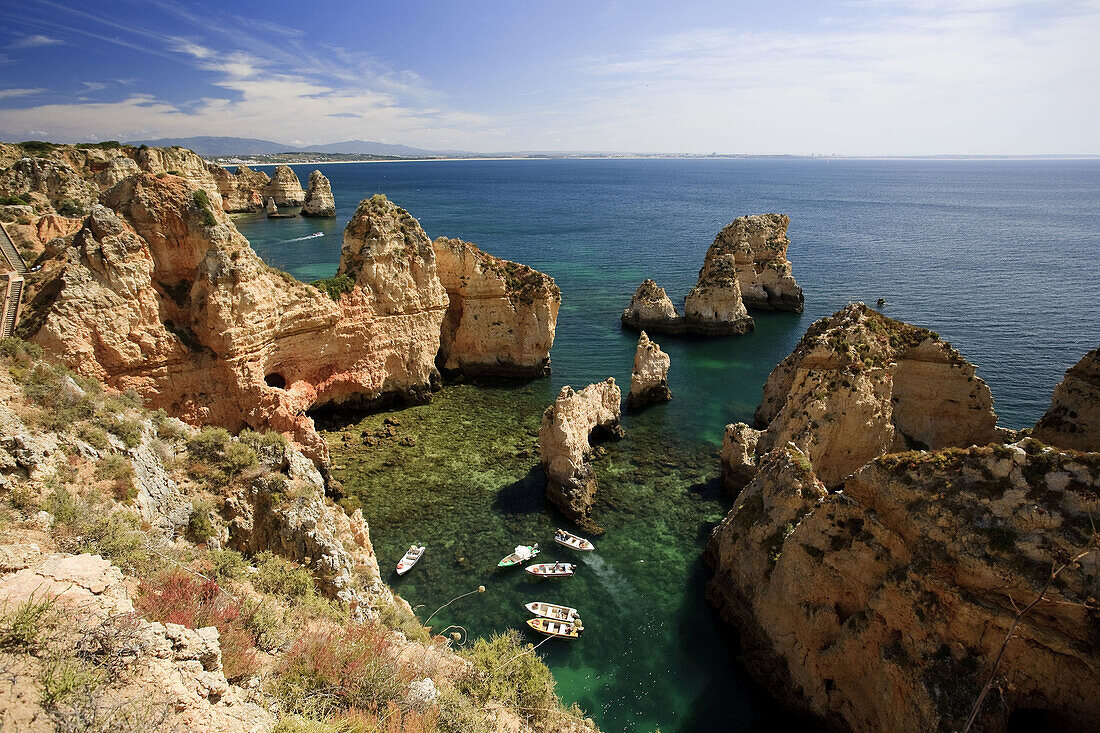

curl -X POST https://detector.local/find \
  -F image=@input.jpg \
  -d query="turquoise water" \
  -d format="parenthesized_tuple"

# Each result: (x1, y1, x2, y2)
(236, 159, 1100, 732)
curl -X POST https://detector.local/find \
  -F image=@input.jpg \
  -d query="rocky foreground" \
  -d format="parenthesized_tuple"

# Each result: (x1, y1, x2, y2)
(0, 143, 560, 465)
(706, 305, 1100, 732)
(0, 340, 596, 732)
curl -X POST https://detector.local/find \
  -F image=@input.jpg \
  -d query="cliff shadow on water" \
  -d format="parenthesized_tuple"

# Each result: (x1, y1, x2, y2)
(320, 379, 816, 732)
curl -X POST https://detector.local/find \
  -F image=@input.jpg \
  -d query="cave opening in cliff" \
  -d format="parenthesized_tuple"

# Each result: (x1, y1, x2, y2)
(264, 372, 287, 389)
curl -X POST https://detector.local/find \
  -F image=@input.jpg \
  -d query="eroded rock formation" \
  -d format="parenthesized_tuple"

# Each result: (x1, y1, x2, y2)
(433, 236, 560, 377)
(263, 165, 305, 207)
(301, 170, 337, 218)
(621, 279, 682, 332)
(21, 177, 447, 463)
(683, 239, 755, 335)
(0, 141, 294, 215)
(712, 214, 803, 312)
(722, 303, 1004, 490)
(539, 379, 623, 531)
(706, 439, 1100, 732)
(1034, 347, 1100, 451)
(626, 331, 671, 410)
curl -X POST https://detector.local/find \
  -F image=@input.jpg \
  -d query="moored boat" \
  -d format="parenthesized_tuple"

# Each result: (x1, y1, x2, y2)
(525, 562, 575, 578)
(498, 543, 539, 568)
(554, 529, 595, 551)
(526, 616, 583, 639)
(525, 601, 580, 621)
(396, 543, 425, 576)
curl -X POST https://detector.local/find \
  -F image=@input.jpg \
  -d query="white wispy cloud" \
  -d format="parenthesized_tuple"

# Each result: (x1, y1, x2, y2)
(0, 88, 44, 100)
(7, 34, 63, 50)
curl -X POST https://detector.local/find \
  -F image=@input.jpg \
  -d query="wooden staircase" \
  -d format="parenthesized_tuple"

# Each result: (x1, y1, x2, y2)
(0, 224, 27, 274)
(1, 278, 21, 338)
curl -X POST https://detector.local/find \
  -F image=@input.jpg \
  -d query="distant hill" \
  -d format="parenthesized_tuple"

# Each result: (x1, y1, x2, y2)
(124, 136, 294, 156)
(301, 140, 460, 156)
(124, 136, 461, 158)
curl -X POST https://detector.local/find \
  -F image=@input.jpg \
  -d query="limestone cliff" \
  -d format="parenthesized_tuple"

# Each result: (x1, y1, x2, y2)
(0, 141, 291, 215)
(433, 236, 560, 377)
(626, 331, 671, 410)
(301, 169, 337, 218)
(722, 303, 1003, 490)
(711, 214, 803, 312)
(539, 380, 623, 531)
(706, 439, 1100, 732)
(20, 176, 446, 463)
(263, 165, 305, 207)
(1034, 347, 1100, 452)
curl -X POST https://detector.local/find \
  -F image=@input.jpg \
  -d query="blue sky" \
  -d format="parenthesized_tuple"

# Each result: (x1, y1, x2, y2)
(0, 0, 1097, 154)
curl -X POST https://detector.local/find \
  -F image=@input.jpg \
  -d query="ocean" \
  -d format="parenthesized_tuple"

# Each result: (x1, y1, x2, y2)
(235, 158, 1100, 732)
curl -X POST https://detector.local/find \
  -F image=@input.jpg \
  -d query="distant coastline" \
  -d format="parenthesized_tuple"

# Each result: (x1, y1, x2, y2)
(222, 153, 1100, 167)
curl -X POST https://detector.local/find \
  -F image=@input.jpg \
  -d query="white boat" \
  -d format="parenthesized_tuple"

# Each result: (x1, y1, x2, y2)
(396, 544, 425, 576)
(525, 601, 580, 621)
(526, 616, 583, 639)
(554, 529, 595, 552)
(499, 543, 539, 568)
(525, 562, 575, 578)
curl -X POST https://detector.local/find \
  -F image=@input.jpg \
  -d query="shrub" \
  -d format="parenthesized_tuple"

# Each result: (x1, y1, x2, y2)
(205, 549, 248, 581)
(75, 141, 122, 150)
(255, 551, 316, 601)
(187, 500, 216, 544)
(458, 630, 561, 725)
(186, 426, 231, 461)
(55, 199, 85, 217)
(0, 194, 30, 206)
(136, 569, 261, 681)
(271, 623, 406, 717)
(0, 593, 56, 649)
(192, 189, 217, 226)
(311, 274, 355, 301)
(77, 424, 110, 450)
(45, 487, 149, 573)
(94, 454, 136, 502)
(95, 413, 144, 448)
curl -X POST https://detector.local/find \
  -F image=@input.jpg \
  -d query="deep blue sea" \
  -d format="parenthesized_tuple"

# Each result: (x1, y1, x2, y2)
(236, 159, 1100, 733)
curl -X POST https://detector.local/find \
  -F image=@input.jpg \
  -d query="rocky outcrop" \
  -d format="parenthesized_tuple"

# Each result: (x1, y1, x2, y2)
(621, 279, 683, 332)
(711, 214, 803, 312)
(706, 439, 1100, 732)
(683, 239, 756, 335)
(21, 177, 447, 463)
(626, 331, 671, 410)
(0, 552, 272, 732)
(265, 197, 278, 215)
(539, 379, 623, 531)
(0, 142, 291, 215)
(301, 170, 336, 218)
(1034, 347, 1100, 451)
(722, 303, 1004, 490)
(263, 165, 305, 207)
(209, 164, 269, 212)
(433, 236, 560, 377)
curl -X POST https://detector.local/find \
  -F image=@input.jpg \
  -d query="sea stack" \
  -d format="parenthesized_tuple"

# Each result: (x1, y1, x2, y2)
(626, 331, 671, 410)
(712, 214, 803, 312)
(263, 165, 305, 207)
(432, 236, 560, 378)
(265, 197, 278, 215)
(301, 170, 336, 218)
(621, 279, 683, 332)
(539, 379, 623, 532)
(683, 244, 755, 336)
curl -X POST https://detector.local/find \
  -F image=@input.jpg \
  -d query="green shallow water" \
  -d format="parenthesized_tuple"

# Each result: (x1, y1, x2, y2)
(319, 382, 806, 733)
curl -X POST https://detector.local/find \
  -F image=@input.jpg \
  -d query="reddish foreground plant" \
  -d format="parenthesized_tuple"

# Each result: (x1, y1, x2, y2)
(136, 569, 261, 681)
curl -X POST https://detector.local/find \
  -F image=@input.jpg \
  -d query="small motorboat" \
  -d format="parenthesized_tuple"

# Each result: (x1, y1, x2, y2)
(396, 544, 425, 576)
(553, 529, 595, 552)
(525, 601, 580, 622)
(526, 616, 583, 639)
(525, 562, 575, 578)
(498, 543, 539, 568)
